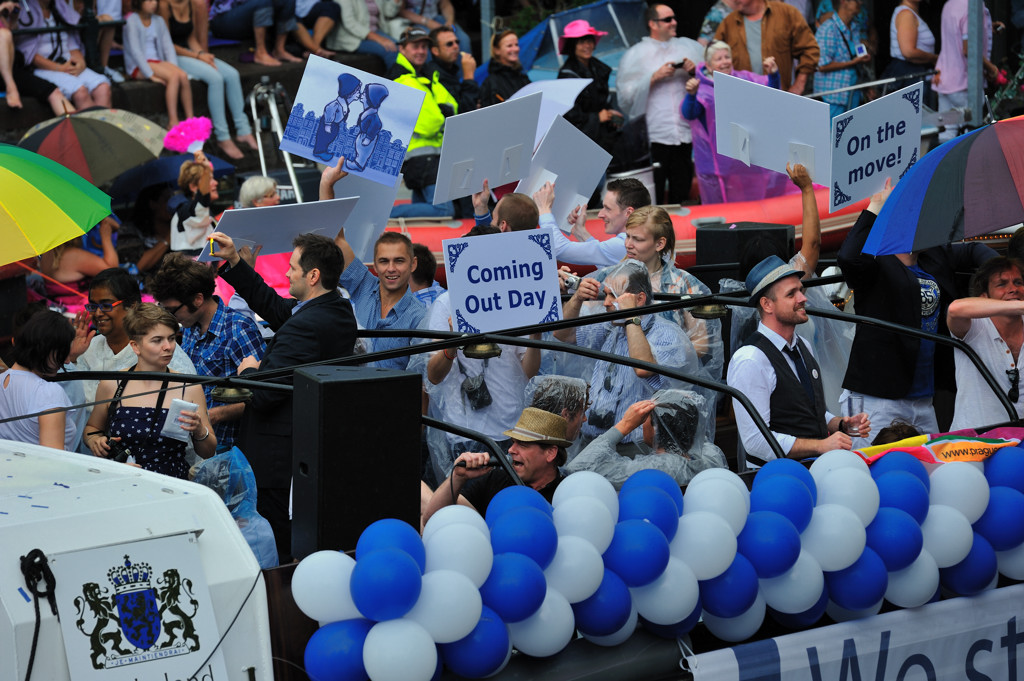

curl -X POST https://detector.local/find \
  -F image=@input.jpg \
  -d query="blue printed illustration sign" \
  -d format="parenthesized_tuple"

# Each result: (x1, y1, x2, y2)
(828, 82, 923, 212)
(281, 55, 426, 188)
(444, 229, 562, 333)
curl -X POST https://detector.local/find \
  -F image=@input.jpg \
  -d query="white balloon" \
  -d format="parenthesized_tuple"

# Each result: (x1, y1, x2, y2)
(544, 536, 604, 604)
(809, 450, 870, 488)
(582, 604, 638, 647)
(997, 541, 1024, 580)
(929, 462, 990, 524)
(507, 588, 576, 658)
(553, 471, 619, 520)
(683, 478, 748, 535)
(686, 469, 750, 514)
(424, 523, 493, 588)
(800, 504, 866, 572)
(921, 504, 973, 568)
(404, 570, 482, 643)
(630, 557, 699, 625)
(422, 504, 490, 544)
(884, 549, 939, 608)
(826, 598, 882, 623)
(760, 549, 825, 614)
(291, 550, 359, 624)
(552, 495, 615, 554)
(817, 468, 879, 526)
(363, 619, 437, 681)
(702, 593, 766, 643)
(670, 511, 737, 580)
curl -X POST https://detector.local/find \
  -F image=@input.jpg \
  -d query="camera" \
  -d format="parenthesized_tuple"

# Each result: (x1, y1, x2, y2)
(564, 274, 581, 293)
(588, 410, 614, 430)
(461, 374, 492, 410)
(107, 438, 133, 464)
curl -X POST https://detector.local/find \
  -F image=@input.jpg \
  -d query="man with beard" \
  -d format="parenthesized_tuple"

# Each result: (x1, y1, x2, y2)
(727, 255, 869, 467)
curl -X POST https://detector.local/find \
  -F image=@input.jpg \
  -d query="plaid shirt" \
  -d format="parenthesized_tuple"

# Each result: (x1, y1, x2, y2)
(814, 14, 863, 107)
(181, 298, 266, 449)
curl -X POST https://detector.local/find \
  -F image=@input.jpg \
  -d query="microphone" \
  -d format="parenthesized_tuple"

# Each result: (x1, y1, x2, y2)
(454, 456, 500, 468)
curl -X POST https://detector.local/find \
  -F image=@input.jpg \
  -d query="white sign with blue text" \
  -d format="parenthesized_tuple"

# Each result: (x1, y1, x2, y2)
(444, 229, 562, 333)
(829, 82, 923, 212)
(690, 583, 1024, 681)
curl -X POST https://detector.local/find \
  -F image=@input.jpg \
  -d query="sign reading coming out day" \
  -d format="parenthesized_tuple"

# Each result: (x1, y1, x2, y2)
(444, 229, 563, 333)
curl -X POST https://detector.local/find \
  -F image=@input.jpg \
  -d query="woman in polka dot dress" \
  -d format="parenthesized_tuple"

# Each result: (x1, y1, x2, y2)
(84, 303, 215, 477)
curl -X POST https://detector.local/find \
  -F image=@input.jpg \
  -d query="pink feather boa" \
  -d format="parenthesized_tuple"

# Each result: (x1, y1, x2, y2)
(164, 117, 213, 153)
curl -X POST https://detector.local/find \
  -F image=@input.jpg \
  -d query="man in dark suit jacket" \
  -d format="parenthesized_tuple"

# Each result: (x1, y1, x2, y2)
(838, 180, 996, 446)
(211, 231, 357, 563)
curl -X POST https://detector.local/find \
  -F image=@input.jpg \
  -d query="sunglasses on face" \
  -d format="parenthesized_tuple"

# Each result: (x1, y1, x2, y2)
(442, 39, 457, 47)
(84, 300, 124, 313)
(655, 15, 676, 22)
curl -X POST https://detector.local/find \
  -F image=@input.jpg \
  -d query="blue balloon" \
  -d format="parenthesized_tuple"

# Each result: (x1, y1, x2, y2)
(984, 447, 1024, 494)
(618, 486, 679, 542)
(489, 506, 558, 569)
(768, 586, 829, 630)
(753, 458, 817, 504)
(440, 606, 510, 679)
(866, 507, 923, 571)
(974, 486, 1024, 551)
(875, 470, 930, 524)
(304, 618, 374, 681)
(350, 548, 422, 621)
(825, 547, 888, 611)
(602, 519, 671, 587)
(355, 518, 426, 573)
(641, 597, 702, 639)
(485, 485, 553, 529)
(573, 568, 632, 636)
(869, 451, 929, 490)
(622, 469, 684, 515)
(750, 474, 815, 532)
(699, 553, 759, 618)
(738, 511, 801, 578)
(479, 553, 546, 623)
(940, 532, 998, 597)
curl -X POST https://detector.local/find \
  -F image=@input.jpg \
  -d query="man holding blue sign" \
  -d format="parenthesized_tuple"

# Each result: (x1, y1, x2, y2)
(554, 260, 700, 456)
(814, 0, 871, 118)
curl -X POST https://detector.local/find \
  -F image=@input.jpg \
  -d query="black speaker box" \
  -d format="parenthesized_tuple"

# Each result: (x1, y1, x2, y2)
(292, 366, 421, 558)
(695, 221, 796, 284)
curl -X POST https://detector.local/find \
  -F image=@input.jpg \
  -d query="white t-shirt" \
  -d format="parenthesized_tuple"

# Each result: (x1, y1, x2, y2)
(0, 369, 77, 450)
(951, 316, 1024, 431)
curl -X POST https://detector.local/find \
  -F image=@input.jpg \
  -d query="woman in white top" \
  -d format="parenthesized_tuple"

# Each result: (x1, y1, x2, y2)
(883, 0, 937, 101)
(123, 0, 193, 128)
(0, 311, 77, 450)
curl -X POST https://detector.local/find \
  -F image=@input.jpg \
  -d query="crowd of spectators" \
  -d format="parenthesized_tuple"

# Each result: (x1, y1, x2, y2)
(1, 1, 1019, 567)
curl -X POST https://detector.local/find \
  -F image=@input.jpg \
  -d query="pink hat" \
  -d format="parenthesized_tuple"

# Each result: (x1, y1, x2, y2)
(558, 19, 608, 55)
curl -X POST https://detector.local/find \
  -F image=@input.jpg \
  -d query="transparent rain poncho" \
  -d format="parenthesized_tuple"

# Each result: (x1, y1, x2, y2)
(573, 259, 716, 440)
(192, 447, 278, 569)
(565, 389, 728, 489)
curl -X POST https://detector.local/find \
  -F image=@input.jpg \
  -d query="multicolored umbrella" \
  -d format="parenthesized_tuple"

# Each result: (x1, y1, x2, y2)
(18, 108, 165, 186)
(0, 144, 112, 267)
(864, 115, 1024, 256)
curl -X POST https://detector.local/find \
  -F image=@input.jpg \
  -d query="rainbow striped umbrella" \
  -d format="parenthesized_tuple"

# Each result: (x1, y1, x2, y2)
(0, 144, 111, 267)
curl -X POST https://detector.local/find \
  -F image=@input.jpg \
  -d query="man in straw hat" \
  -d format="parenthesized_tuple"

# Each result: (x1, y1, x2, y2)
(422, 407, 572, 521)
(727, 255, 869, 468)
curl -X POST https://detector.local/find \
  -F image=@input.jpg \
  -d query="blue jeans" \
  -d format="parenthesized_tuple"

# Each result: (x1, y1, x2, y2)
(211, 0, 296, 36)
(390, 183, 453, 218)
(357, 36, 398, 68)
(177, 56, 252, 140)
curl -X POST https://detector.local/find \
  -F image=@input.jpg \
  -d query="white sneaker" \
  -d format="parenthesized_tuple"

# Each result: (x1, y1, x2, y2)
(104, 65, 125, 83)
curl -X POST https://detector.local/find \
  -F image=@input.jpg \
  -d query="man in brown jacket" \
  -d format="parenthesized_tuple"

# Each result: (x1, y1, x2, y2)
(715, 0, 819, 94)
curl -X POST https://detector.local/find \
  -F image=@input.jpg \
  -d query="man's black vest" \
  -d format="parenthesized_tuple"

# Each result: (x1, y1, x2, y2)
(749, 332, 828, 440)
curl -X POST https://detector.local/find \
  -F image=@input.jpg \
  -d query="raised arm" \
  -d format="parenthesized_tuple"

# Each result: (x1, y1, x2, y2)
(788, 163, 820, 276)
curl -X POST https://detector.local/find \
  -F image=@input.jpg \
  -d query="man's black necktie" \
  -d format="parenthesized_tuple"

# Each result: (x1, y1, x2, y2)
(783, 344, 815, 404)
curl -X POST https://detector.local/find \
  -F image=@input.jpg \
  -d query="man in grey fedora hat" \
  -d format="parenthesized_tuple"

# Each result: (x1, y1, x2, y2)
(727, 255, 870, 468)
(422, 407, 573, 521)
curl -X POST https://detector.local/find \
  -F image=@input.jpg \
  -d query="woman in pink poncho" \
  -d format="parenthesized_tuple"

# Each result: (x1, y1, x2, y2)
(680, 41, 792, 204)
